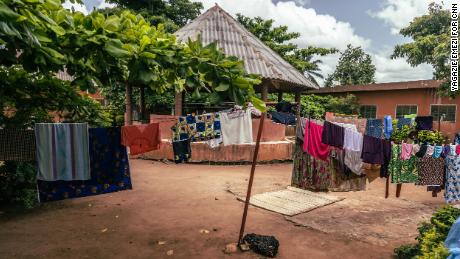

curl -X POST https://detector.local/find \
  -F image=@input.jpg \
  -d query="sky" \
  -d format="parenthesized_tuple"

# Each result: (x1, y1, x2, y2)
(63, 0, 453, 86)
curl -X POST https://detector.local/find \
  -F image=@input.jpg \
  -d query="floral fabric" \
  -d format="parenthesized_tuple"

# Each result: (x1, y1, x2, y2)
(390, 144, 418, 183)
(445, 153, 460, 203)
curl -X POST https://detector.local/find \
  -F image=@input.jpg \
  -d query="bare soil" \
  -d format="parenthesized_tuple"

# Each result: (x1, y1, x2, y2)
(0, 160, 445, 258)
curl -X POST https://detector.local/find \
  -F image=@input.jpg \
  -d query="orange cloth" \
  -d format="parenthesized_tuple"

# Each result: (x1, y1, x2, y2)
(121, 123, 161, 155)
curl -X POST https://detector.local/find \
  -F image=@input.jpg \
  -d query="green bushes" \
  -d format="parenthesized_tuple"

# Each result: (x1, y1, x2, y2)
(395, 206, 460, 258)
(0, 161, 38, 209)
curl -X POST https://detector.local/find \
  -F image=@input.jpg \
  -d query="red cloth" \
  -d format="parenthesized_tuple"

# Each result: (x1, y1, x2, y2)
(303, 120, 329, 160)
(456, 145, 460, 155)
(121, 123, 161, 155)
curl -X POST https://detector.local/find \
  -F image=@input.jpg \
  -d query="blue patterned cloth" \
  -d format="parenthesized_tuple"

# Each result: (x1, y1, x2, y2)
(455, 133, 460, 145)
(37, 127, 132, 202)
(445, 151, 460, 203)
(365, 119, 383, 138)
(383, 116, 393, 139)
(446, 217, 460, 259)
(172, 113, 221, 142)
(396, 118, 412, 129)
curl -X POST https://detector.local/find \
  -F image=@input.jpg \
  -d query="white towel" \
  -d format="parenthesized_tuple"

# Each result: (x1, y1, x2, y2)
(220, 109, 253, 146)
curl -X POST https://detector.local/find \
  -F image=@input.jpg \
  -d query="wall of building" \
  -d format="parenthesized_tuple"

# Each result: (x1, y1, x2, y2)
(325, 88, 459, 140)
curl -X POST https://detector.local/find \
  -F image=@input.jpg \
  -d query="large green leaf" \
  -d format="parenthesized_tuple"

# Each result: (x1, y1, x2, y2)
(214, 82, 229, 92)
(104, 39, 130, 58)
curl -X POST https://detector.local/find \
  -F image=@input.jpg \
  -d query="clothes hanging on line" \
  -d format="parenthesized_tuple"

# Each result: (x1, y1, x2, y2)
(172, 139, 191, 163)
(365, 119, 383, 138)
(171, 113, 221, 142)
(380, 139, 392, 178)
(220, 109, 253, 145)
(415, 144, 428, 157)
(292, 140, 331, 191)
(433, 145, 443, 158)
(361, 134, 385, 164)
(321, 120, 344, 148)
(426, 145, 435, 156)
(412, 144, 421, 156)
(400, 142, 413, 160)
(329, 148, 367, 192)
(344, 149, 364, 175)
(122, 123, 161, 155)
(415, 156, 445, 186)
(383, 116, 393, 139)
(270, 111, 296, 125)
(303, 120, 329, 161)
(415, 116, 433, 130)
(0, 128, 36, 161)
(35, 123, 90, 181)
(37, 127, 132, 202)
(343, 127, 363, 152)
(206, 136, 222, 149)
(397, 118, 412, 129)
(390, 144, 418, 183)
(445, 151, 460, 203)
(296, 117, 306, 141)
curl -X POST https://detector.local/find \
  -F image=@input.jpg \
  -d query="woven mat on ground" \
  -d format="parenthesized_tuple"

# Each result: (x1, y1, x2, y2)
(239, 186, 344, 216)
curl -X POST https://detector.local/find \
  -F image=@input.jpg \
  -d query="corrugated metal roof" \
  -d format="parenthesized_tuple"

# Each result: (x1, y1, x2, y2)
(175, 5, 318, 91)
(308, 80, 443, 94)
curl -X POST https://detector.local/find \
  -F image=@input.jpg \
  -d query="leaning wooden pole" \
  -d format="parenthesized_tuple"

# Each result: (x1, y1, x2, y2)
(238, 112, 266, 244)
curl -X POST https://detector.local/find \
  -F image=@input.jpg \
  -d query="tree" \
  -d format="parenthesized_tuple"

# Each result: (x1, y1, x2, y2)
(104, 0, 202, 31)
(325, 45, 376, 87)
(300, 94, 360, 119)
(236, 14, 337, 81)
(392, 3, 453, 97)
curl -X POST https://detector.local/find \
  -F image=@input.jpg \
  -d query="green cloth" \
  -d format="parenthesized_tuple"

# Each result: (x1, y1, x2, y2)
(403, 114, 417, 119)
(390, 144, 418, 183)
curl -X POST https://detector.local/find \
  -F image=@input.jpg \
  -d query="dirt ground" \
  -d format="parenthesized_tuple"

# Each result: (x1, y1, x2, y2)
(0, 159, 446, 259)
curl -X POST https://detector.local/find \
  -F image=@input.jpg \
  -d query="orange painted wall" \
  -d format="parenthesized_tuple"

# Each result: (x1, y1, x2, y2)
(326, 88, 460, 140)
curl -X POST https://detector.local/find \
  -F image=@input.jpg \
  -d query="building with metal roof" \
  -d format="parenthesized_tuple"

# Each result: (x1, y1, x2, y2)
(174, 4, 317, 104)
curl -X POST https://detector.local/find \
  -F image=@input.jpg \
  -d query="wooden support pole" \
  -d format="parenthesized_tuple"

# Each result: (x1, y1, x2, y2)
(238, 113, 266, 244)
(385, 177, 389, 198)
(396, 183, 402, 198)
(125, 83, 133, 125)
(294, 91, 301, 118)
(277, 92, 283, 102)
(140, 86, 145, 122)
(261, 84, 268, 102)
(174, 92, 183, 116)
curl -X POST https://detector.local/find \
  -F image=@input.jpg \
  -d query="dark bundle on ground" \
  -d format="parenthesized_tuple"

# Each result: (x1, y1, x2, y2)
(242, 233, 279, 257)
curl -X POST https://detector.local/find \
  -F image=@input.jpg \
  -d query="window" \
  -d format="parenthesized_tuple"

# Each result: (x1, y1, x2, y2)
(360, 105, 377, 119)
(431, 105, 456, 122)
(396, 105, 418, 118)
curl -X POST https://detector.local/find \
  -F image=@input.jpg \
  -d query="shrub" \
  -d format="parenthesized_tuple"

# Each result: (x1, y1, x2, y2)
(394, 206, 460, 258)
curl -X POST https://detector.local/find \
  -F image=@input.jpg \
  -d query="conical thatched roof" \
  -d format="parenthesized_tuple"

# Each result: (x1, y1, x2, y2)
(175, 4, 318, 92)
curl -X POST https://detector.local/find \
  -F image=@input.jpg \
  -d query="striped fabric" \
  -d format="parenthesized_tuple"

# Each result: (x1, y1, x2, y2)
(35, 123, 90, 181)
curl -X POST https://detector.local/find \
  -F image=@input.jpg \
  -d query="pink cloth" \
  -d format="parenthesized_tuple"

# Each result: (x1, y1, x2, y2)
(400, 142, 413, 160)
(303, 120, 329, 161)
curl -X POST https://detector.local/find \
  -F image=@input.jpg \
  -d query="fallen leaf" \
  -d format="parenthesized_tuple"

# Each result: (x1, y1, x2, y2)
(223, 243, 238, 254)
(101, 228, 108, 233)
(157, 241, 166, 245)
(115, 215, 119, 219)
(166, 250, 174, 256)
(199, 229, 210, 234)
(88, 204, 92, 207)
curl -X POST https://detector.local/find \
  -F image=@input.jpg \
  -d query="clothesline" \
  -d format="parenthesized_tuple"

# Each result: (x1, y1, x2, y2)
(293, 114, 460, 203)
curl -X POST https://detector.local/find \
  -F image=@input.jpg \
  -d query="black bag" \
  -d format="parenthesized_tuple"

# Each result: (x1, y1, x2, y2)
(242, 233, 279, 258)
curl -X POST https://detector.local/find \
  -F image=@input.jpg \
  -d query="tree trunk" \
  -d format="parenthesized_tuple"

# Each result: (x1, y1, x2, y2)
(125, 83, 133, 125)
(140, 86, 145, 122)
